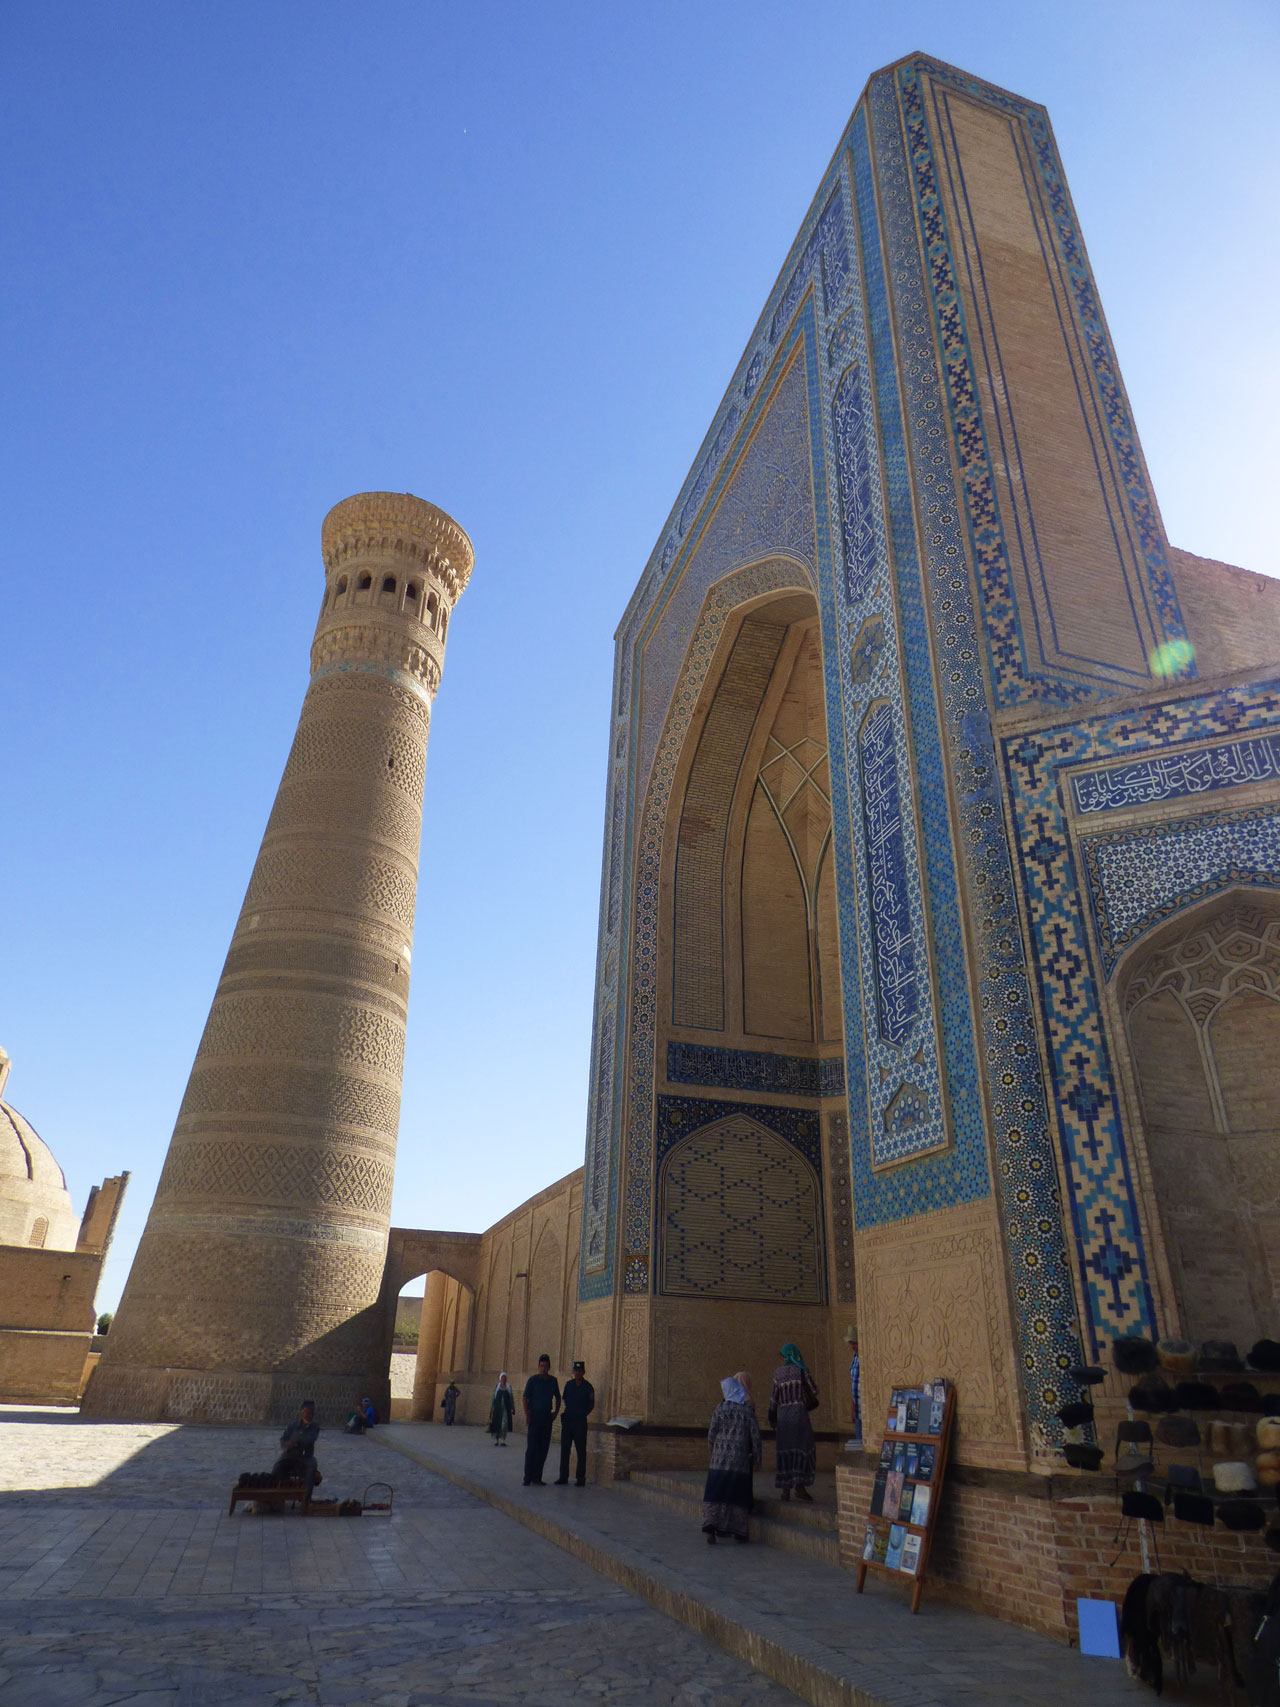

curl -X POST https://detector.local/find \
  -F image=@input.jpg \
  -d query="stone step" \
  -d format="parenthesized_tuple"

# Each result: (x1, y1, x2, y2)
(619, 1469, 839, 1563)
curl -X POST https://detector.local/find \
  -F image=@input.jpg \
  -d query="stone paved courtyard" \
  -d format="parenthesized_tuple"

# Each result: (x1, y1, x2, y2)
(0, 1407, 800, 1706)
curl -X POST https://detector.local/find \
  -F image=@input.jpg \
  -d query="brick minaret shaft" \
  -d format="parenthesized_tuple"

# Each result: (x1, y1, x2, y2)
(84, 492, 473, 1423)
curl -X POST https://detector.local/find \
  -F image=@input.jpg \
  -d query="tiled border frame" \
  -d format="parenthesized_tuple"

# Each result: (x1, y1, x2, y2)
(1000, 680, 1280, 1352)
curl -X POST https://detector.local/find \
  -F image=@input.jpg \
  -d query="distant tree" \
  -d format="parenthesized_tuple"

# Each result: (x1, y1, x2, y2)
(97, 1312, 114, 1335)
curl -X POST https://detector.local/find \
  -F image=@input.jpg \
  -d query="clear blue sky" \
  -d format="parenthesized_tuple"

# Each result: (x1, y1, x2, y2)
(3, 1, 1277, 1311)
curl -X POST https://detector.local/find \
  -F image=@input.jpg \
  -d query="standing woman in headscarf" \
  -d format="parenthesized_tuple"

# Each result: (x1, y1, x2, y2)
(487, 1372, 515, 1446)
(770, 1343, 818, 1500)
(702, 1372, 762, 1544)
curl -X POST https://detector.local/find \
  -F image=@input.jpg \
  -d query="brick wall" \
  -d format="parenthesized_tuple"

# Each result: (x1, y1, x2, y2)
(0, 1247, 101, 1332)
(0, 1329, 93, 1403)
(836, 1459, 1277, 1643)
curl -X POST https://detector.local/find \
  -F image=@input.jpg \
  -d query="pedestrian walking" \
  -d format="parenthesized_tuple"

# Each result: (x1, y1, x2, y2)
(487, 1373, 515, 1445)
(702, 1372, 761, 1543)
(521, 1354, 561, 1485)
(554, 1360, 594, 1485)
(769, 1343, 818, 1500)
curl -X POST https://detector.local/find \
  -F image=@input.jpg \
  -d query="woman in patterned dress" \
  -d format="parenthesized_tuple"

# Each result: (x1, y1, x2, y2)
(701, 1373, 762, 1543)
(769, 1343, 818, 1500)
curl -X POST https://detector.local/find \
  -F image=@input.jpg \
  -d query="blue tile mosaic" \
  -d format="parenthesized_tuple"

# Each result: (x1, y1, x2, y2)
(858, 700, 919, 1052)
(1000, 679, 1280, 1350)
(655, 1096, 822, 1172)
(666, 1042, 845, 1099)
(1082, 804, 1280, 976)
(1071, 731, 1280, 815)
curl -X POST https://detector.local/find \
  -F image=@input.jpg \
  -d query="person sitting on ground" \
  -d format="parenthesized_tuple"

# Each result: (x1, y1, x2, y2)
(360, 1395, 378, 1427)
(273, 1399, 322, 1495)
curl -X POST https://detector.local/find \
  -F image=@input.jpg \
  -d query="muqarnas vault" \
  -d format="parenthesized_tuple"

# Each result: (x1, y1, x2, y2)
(574, 49, 1280, 1514)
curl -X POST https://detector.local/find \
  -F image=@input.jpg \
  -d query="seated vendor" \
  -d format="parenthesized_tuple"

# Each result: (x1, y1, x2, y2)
(272, 1398, 322, 1493)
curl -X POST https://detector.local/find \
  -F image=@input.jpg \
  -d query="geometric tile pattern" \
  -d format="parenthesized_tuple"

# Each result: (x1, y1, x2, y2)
(658, 1112, 824, 1303)
(1082, 804, 1280, 975)
(655, 1095, 822, 1170)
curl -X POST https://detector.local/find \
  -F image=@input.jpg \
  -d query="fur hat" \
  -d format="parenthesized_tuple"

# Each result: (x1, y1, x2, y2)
(1117, 1455, 1155, 1482)
(1221, 1383, 1264, 1413)
(1157, 1338, 1197, 1375)
(1128, 1376, 1175, 1413)
(1122, 1489, 1164, 1522)
(1063, 1442, 1104, 1471)
(1068, 1364, 1105, 1386)
(1173, 1492, 1216, 1527)
(1199, 1341, 1244, 1373)
(1248, 1339, 1280, 1373)
(1165, 1464, 1203, 1498)
(1208, 1420, 1253, 1458)
(1116, 1419, 1153, 1448)
(1213, 1461, 1258, 1494)
(1155, 1415, 1200, 1449)
(1113, 1336, 1159, 1374)
(1257, 1418, 1280, 1451)
(1174, 1380, 1219, 1411)
(1218, 1500, 1265, 1533)
(1058, 1400, 1095, 1429)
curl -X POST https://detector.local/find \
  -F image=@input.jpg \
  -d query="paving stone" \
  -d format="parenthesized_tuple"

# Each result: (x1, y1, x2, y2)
(0, 1408, 801, 1705)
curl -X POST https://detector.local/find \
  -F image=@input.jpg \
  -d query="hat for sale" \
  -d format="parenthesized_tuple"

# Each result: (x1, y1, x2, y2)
(1058, 1400, 1095, 1429)
(1199, 1341, 1244, 1373)
(1174, 1380, 1219, 1411)
(1221, 1383, 1264, 1413)
(1157, 1338, 1197, 1375)
(1068, 1364, 1105, 1386)
(1113, 1336, 1159, 1375)
(1122, 1489, 1164, 1522)
(1218, 1500, 1265, 1533)
(1129, 1376, 1176, 1413)
(1173, 1492, 1216, 1527)
(1213, 1461, 1258, 1494)
(1117, 1455, 1156, 1482)
(1164, 1464, 1203, 1503)
(1155, 1415, 1200, 1449)
(1063, 1442, 1104, 1471)
(1248, 1339, 1280, 1373)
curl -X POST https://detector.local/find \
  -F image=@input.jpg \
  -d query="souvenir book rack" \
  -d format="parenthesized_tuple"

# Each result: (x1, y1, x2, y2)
(855, 1380, 956, 1614)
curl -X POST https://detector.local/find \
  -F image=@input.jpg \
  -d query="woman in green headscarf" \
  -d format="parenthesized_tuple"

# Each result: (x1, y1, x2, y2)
(769, 1344, 819, 1500)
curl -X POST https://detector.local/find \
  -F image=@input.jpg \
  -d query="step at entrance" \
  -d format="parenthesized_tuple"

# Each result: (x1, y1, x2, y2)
(617, 1469, 839, 1564)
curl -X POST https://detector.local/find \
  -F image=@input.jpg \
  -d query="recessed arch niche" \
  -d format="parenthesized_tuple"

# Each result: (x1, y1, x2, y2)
(1120, 890, 1280, 1346)
(658, 1113, 824, 1303)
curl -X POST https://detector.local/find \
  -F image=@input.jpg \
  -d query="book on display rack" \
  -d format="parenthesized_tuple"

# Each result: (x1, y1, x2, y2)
(855, 1378, 956, 1615)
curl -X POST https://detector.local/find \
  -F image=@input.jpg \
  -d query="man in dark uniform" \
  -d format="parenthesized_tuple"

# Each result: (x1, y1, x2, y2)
(555, 1359, 594, 1486)
(521, 1354, 560, 1486)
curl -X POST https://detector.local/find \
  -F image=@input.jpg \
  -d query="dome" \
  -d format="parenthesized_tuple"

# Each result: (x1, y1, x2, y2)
(0, 1075, 80, 1251)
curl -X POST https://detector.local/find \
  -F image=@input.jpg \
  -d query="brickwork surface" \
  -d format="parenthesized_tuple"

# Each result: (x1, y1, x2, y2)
(0, 1407, 798, 1705)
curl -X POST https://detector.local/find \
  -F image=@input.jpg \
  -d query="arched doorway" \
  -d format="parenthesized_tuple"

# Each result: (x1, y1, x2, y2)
(1120, 891, 1280, 1346)
(645, 588, 849, 1423)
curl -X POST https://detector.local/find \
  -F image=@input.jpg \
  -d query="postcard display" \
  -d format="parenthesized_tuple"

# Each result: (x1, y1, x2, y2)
(856, 1380, 955, 1613)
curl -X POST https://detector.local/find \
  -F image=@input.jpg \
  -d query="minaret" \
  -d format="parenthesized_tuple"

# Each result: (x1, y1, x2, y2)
(84, 492, 472, 1423)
